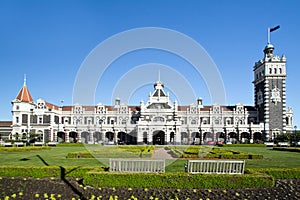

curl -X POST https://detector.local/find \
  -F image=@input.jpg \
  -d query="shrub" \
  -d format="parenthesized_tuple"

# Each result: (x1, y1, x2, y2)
(272, 147, 300, 153)
(219, 144, 266, 147)
(0, 146, 51, 152)
(0, 166, 108, 178)
(250, 168, 300, 179)
(83, 172, 274, 189)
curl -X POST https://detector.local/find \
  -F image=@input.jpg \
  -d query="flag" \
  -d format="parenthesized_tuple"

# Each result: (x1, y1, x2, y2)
(270, 25, 280, 32)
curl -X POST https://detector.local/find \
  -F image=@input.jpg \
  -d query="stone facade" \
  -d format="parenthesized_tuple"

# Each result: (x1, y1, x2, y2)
(8, 43, 294, 144)
(253, 43, 292, 140)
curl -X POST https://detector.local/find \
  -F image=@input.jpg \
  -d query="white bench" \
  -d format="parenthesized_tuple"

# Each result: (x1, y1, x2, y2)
(47, 142, 57, 146)
(109, 159, 165, 173)
(277, 142, 289, 147)
(187, 160, 245, 174)
(264, 142, 274, 147)
(4, 142, 13, 147)
(34, 142, 44, 146)
(14, 142, 24, 147)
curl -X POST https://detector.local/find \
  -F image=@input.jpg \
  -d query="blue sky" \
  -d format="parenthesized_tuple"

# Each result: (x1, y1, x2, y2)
(0, 0, 299, 127)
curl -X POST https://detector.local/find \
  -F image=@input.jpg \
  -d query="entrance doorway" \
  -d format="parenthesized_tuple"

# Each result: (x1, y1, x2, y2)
(153, 130, 165, 145)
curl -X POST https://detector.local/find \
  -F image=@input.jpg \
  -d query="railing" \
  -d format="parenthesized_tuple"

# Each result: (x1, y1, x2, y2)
(187, 160, 245, 174)
(109, 159, 165, 173)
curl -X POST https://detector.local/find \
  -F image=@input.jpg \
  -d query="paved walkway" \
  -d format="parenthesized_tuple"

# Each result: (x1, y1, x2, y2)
(151, 148, 174, 159)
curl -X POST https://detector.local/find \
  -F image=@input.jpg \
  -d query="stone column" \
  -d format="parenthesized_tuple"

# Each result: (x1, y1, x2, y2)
(78, 131, 82, 143)
(148, 131, 153, 145)
(89, 132, 94, 144)
(65, 131, 69, 143)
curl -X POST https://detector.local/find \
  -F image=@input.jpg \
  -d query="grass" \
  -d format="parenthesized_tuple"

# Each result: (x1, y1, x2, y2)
(222, 146, 300, 168)
(0, 145, 299, 170)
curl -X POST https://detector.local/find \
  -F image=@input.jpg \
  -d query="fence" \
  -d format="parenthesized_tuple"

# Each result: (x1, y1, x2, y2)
(187, 160, 245, 174)
(109, 159, 165, 173)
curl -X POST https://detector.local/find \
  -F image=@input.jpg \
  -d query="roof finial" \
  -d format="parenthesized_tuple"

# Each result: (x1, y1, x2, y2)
(23, 74, 27, 86)
(158, 70, 160, 82)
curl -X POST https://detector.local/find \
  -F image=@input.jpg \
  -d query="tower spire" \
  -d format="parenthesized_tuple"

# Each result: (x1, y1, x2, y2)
(158, 70, 160, 82)
(15, 74, 33, 102)
(23, 74, 26, 86)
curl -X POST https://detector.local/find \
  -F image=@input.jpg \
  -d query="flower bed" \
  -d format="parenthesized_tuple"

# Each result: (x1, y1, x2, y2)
(0, 177, 299, 200)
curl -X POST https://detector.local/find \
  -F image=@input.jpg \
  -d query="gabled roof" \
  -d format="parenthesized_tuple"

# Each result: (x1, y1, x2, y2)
(15, 82, 33, 103)
(153, 89, 166, 97)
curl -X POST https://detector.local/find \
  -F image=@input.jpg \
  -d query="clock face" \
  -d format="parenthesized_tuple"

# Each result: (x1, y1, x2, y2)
(271, 88, 281, 104)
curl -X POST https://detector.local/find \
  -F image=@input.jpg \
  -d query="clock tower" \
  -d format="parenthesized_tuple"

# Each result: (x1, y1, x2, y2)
(253, 43, 287, 140)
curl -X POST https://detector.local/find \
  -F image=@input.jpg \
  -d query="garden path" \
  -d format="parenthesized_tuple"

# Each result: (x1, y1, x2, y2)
(151, 147, 174, 159)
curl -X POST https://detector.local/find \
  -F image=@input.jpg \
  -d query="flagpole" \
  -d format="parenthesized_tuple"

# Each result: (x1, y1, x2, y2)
(267, 27, 270, 44)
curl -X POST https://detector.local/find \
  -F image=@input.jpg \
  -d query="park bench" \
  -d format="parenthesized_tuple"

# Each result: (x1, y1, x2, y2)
(34, 142, 44, 146)
(4, 142, 13, 147)
(109, 159, 165, 173)
(186, 160, 245, 174)
(264, 142, 275, 147)
(277, 142, 289, 147)
(14, 142, 24, 147)
(47, 142, 57, 146)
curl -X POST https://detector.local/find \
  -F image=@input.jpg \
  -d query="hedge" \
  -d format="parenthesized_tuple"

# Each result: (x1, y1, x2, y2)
(219, 144, 266, 147)
(248, 168, 300, 179)
(0, 166, 108, 178)
(0, 146, 51, 152)
(66, 151, 95, 158)
(83, 172, 274, 189)
(272, 147, 300, 153)
(2, 166, 300, 189)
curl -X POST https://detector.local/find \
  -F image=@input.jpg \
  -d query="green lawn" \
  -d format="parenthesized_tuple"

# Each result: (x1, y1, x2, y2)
(222, 146, 300, 168)
(0, 145, 299, 171)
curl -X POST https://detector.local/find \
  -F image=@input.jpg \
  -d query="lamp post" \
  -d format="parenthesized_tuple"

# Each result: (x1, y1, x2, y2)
(293, 125, 297, 146)
(198, 123, 202, 145)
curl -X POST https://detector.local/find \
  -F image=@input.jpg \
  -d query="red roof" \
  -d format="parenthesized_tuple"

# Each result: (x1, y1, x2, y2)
(0, 121, 12, 126)
(16, 84, 33, 103)
(62, 106, 73, 111)
(45, 102, 60, 110)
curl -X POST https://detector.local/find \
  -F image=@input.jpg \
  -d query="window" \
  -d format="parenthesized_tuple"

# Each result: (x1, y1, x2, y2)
(16, 106, 19, 110)
(39, 117, 43, 124)
(274, 68, 277, 74)
(226, 118, 231, 125)
(279, 68, 282, 74)
(16, 117, 19, 123)
(269, 68, 272, 74)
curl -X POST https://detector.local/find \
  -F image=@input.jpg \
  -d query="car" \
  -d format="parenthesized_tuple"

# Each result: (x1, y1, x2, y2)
(216, 141, 223, 145)
(207, 141, 214, 145)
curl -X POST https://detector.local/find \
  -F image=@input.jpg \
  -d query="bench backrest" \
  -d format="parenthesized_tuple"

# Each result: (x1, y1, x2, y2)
(187, 160, 245, 174)
(109, 159, 165, 173)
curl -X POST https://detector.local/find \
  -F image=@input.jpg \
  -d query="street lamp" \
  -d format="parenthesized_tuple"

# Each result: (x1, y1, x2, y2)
(198, 123, 202, 145)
